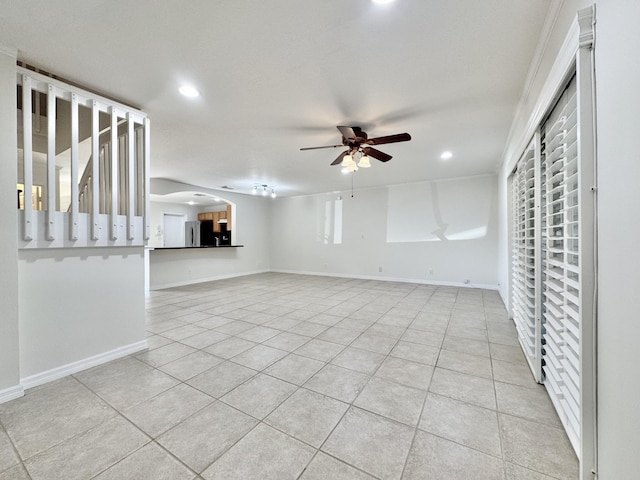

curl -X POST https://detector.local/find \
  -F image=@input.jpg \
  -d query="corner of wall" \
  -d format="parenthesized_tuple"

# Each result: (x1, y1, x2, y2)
(0, 48, 20, 394)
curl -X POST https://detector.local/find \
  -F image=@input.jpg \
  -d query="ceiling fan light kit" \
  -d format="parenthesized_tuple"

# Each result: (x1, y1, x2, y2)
(300, 126, 411, 173)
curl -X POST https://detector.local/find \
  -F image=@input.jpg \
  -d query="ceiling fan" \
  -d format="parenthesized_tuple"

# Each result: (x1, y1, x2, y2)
(300, 126, 411, 170)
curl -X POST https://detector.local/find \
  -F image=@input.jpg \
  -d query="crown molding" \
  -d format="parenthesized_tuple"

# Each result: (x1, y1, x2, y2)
(0, 44, 17, 57)
(501, 5, 595, 175)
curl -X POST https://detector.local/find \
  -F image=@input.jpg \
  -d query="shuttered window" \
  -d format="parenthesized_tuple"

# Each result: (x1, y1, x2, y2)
(509, 74, 584, 455)
(511, 144, 541, 381)
(540, 75, 581, 450)
(507, 7, 595, 474)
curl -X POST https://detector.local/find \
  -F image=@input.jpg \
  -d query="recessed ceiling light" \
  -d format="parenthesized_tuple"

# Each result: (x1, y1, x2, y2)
(187, 201, 196, 205)
(440, 151, 453, 160)
(179, 85, 200, 98)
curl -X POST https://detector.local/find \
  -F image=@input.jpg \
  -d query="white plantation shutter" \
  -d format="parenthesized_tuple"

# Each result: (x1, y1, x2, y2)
(540, 76, 581, 450)
(511, 143, 542, 381)
(508, 7, 596, 475)
(510, 72, 593, 459)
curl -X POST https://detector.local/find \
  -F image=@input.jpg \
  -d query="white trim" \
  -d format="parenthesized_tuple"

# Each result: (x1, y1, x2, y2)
(150, 269, 270, 290)
(0, 44, 17, 57)
(16, 66, 146, 121)
(20, 340, 148, 390)
(0, 385, 24, 405)
(503, 16, 581, 174)
(271, 269, 499, 291)
(518, 0, 564, 108)
(150, 269, 499, 291)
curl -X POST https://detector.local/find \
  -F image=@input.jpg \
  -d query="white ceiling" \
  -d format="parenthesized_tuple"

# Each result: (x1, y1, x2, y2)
(1, 0, 552, 197)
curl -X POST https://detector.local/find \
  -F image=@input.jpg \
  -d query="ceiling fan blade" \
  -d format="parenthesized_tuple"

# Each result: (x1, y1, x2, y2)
(331, 150, 350, 166)
(362, 147, 392, 162)
(337, 126, 357, 140)
(300, 144, 344, 151)
(366, 133, 411, 146)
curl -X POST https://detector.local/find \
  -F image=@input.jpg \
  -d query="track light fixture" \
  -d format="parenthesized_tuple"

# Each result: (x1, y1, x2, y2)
(252, 184, 277, 198)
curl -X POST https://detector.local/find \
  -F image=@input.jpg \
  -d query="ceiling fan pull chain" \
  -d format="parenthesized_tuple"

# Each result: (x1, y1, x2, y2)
(351, 171, 354, 198)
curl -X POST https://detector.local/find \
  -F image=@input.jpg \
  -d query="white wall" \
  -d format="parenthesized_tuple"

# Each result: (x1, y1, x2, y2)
(270, 175, 499, 288)
(18, 247, 146, 380)
(0, 48, 20, 399)
(593, 0, 640, 477)
(149, 179, 271, 288)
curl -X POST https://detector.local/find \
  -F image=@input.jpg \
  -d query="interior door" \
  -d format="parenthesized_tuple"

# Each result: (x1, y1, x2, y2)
(163, 213, 185, 247)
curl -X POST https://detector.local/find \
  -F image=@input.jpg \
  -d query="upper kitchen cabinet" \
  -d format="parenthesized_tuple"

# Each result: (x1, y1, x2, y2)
(198, 204, 232, 232)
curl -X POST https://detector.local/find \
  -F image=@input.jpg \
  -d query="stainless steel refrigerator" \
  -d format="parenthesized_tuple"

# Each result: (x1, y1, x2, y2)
(184, 221, 201, 247)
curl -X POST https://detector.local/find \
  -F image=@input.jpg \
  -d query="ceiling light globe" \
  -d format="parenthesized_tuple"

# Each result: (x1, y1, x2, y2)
(271, 191, 276, 198)
(342, 154, 355, 167)
(358, 155, 371, 168)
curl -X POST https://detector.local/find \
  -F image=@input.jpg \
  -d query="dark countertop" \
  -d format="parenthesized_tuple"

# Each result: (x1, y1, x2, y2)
(148, 245, 244, 250)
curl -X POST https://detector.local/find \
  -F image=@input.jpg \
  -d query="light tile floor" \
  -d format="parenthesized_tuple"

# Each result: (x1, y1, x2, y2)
(0, 273, 579, 479)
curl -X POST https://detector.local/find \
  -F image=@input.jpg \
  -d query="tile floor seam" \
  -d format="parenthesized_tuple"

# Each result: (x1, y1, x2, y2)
(72, 360, 176, 414)
(216, 378, 300, 423)
(398, 332, 439, 480)
(133, 438, 202, 479)
(26, 414, 152, 479)
(320, 288, 437, 480)
(2, 397, 121, 464)
(488, 316, 509, 475)
(0, 423, 26, 476)
(84, 441, 156, 480)
(298, 450, 386, 480)
(194, 402, 290, 475)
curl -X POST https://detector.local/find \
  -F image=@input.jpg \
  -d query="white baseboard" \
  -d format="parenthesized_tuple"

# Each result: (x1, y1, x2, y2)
(150, 269, 270, 290)
(20, 340, 149, 391)
(270, 269, 499, 291)
(0, 384, 24, 404)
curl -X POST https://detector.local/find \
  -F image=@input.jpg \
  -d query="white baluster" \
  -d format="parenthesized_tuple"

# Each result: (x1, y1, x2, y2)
(69, 92, 79, 241)
(91, 101, 100, 240)
(46, 84, 56, 241)
(22, 75, 33, 241)
(127, 113, 135, 240)
(143, 117, 151, 241)
(110, 107, 118, 240)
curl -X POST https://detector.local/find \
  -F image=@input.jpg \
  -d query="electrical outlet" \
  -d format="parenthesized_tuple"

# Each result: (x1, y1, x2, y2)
(428, 268, 434, 275)
(378, 266, 382, 272)
(464, 279, 470, 284)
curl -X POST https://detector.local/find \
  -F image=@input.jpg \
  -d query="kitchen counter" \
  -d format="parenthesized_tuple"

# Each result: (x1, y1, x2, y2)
(147, 244, 249, 290)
